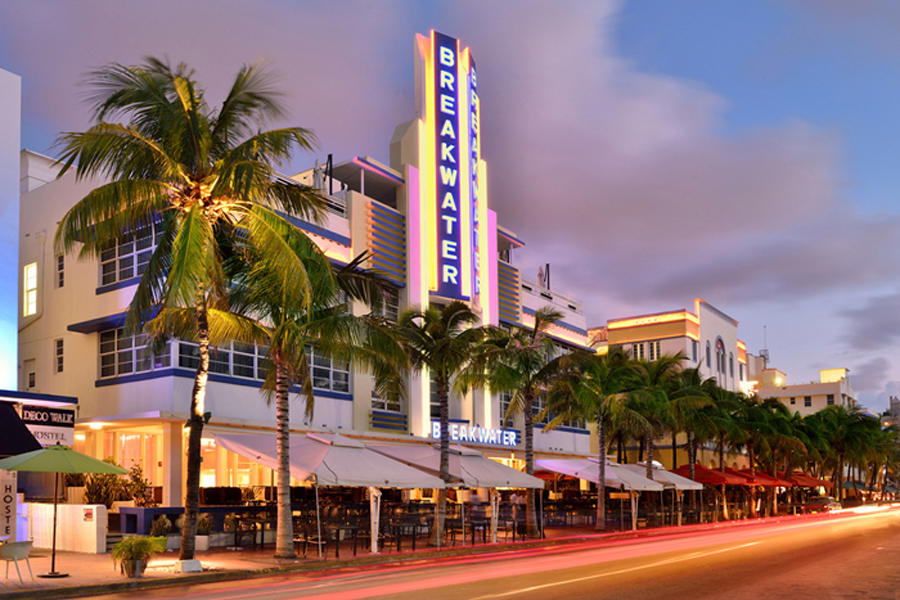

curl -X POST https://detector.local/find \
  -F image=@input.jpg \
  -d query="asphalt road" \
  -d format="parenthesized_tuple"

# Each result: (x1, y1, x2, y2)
(95, 507, 900, 600)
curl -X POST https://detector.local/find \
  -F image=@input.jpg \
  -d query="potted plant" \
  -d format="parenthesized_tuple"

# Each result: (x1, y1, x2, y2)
(196, 513, 213, 551)
(111, 536, 165, 578)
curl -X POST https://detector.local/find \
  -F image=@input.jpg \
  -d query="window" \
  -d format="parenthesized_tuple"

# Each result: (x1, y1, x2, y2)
(378, 287, 400, 322)
(827, 394, 835, 406)
(100, 329, 171, 378)
(54, 339, 64, 374)
(308, 345, 350, 393)
(715, 339, 725, 374)
(632, 343, 645, 360)
(178, 341, 268, 380)
(27, 371, 35, 389)
(23, 262, 37, 316)
(729, 353, 734, 377)
(499, 391, 514, 427)
(804, 396, 812, 408)
(430, 375, 441, 419)
(372, 383, 401, 412)
(691, 340, 698, 362)
(648, 341, 661, 361)
(56, 255, 64, 288)
(790, 397, 796, 405)
(739, 364, 744, 381)
(99, 220, 161, 286)
(706, 341, 711, 368)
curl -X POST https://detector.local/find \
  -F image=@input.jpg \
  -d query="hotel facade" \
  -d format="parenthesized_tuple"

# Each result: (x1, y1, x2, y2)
(15, 32, 593, 505)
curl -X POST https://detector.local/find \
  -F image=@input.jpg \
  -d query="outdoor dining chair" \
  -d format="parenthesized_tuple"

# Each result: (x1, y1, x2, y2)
(0, 541, 34, 585)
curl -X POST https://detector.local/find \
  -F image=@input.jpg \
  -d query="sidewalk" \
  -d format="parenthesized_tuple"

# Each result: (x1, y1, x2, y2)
(0, 509, 868, 600)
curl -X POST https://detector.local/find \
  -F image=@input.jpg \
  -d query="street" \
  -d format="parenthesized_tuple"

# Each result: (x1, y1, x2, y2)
(92, 507, 900, 600)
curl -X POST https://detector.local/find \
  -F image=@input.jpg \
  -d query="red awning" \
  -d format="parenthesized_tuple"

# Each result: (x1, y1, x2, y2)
(736, 469, 794, 487)
(670, 464, 748, 486)
(777, 471, 833, 488)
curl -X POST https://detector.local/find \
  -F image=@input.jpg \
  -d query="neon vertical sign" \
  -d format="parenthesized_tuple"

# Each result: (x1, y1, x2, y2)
(432, 32, 466, 299)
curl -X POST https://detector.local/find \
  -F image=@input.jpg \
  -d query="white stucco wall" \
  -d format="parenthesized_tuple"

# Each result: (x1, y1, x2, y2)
(0, 68, 21, 388)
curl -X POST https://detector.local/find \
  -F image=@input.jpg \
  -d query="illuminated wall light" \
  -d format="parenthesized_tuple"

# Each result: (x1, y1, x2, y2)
(75, 433, 86, 441)
(88, 423, 104, 430)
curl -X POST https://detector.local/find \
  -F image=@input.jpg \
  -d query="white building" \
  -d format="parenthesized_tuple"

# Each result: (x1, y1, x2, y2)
(16, 32, 592, 505)
(754, 367, 856, 417)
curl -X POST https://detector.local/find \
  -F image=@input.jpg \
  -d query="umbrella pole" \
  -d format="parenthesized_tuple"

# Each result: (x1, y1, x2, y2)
(315, 482, 323, 561)
(38, 472, 67, 578)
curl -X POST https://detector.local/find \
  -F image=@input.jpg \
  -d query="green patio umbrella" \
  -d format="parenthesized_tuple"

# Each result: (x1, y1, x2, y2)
(0, 443, 127, 577)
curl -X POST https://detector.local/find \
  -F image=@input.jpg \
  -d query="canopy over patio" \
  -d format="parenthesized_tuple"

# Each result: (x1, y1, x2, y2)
(536, 458, 664, 491)
(214, 433, 446, 489)
(735, 469, 794, 487)
(777, 471, 833, 488)
(670, 465, 748, 486)
(622, 463, 704, 491)
(368, 443, 543, 489)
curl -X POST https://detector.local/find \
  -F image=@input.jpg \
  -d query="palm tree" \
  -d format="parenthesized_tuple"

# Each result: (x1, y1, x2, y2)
(545, 347, 645, 530)
(54, 59, 327, 561)
(458, 306, 578, 538)
(226, 233, 402, 557)
(397, 301, 493, 545)
(817, 405, 877, 502)
(630, 353, 685, 480)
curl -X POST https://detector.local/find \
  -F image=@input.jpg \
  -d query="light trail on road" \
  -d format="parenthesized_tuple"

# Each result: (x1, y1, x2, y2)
(95, 507, 900, 600)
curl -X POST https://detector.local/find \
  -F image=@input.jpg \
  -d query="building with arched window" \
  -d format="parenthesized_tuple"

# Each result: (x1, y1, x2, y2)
(604, 298, 750, 394)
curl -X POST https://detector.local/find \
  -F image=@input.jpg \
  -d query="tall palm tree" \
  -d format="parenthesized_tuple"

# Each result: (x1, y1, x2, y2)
(664, 367, 713, 470)
(545, 347, 645, 530)
(630, 353, 685, 480)
(227, 237, 403, 558)
(817, 405, 877, 502)
(54, 59, 327, 561)
(459, 306, 579, 538)
(397, 301, 493, 545)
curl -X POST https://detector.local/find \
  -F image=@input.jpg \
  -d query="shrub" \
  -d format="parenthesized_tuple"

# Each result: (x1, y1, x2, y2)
(197, 513, 213, 536)
(111, 536, 165, 575)
(83, 458, 126, 508)
(149, 515, 172, 537)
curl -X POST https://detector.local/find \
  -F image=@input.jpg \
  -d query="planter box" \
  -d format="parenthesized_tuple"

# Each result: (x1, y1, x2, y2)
(66, 487, 85, 505)
(196, 535, 210, 552)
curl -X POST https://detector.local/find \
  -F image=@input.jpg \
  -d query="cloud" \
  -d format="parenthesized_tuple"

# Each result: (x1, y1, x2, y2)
(843, 291, 900, 352)
(852, 357, 891, 393)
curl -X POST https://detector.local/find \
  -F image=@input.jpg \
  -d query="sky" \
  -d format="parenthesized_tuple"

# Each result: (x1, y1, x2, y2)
(1, 0, 899, 412)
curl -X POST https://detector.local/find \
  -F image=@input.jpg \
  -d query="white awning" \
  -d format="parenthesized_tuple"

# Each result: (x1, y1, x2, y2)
(369, 443, 544, 489)
(621, 463, 704, 491)
(215, 433, 445, 489)
(536, 458, 665, 492)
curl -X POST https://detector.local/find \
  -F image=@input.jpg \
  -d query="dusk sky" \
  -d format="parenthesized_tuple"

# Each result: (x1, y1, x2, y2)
(2, 0, 899, 412)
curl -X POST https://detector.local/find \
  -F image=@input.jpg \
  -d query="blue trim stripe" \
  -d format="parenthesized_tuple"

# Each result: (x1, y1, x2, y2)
(282, 215, 351, 247)
(369, 221, 406, 247)
(369, 234, 406, 258)
(0, 389, 78, 405)
(96, 368, 354, 400)
(522, 306, 587, 336)
(354, 157, 405, 183)
(96, 278, 139, 295)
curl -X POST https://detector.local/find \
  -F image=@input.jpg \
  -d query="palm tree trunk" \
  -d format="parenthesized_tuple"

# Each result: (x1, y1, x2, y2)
(672, 432, 678, 469)
(748, 442, 757, 518)
(274, 358, 296, 558)
(180, 299, 210, 562)
(596, 414, 607, 531)
(524, 390, 539, 538)
(645, 435, 654, 481)
(429, 379, 450, 546)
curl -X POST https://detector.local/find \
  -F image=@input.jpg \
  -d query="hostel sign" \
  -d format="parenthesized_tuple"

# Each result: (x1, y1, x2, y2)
(20, 405, 75, 447)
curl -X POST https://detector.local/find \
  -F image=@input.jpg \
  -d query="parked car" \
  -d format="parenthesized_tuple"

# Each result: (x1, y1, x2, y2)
(801, 496, 841, 513)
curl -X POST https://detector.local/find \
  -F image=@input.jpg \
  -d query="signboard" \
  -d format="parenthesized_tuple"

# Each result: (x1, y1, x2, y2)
(610, 492, 630, 500)
(431, 421, 519, 447)
(424, 31, 485, 302)
(20, 405, 74, 447)
(0, 470, 16, 540)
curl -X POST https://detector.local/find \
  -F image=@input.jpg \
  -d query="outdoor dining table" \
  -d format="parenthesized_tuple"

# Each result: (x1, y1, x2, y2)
(233, 514, 275, 550)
